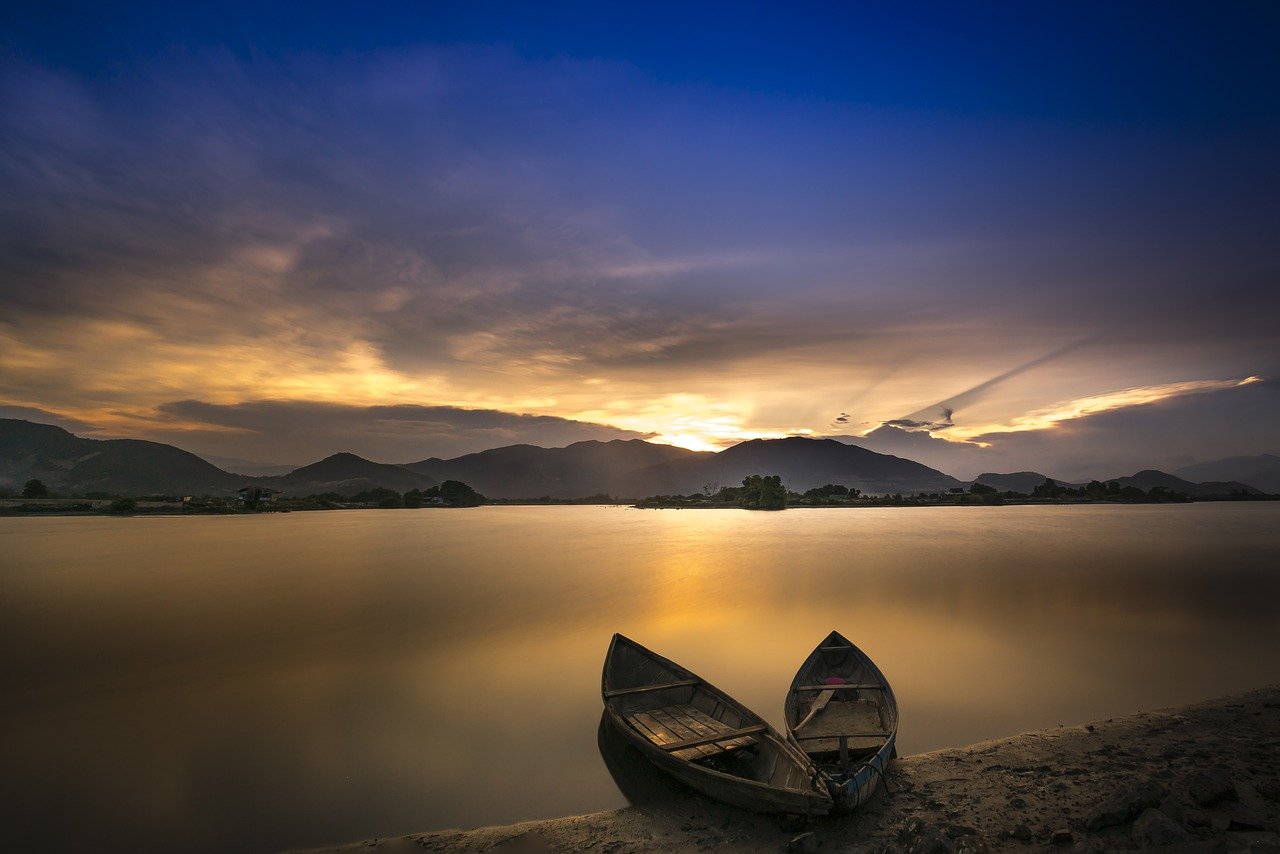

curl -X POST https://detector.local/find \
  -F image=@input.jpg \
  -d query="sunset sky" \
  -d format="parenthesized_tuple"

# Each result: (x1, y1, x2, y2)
(2, 2, 1278, 479)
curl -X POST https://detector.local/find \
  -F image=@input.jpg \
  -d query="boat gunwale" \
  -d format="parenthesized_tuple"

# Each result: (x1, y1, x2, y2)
(602, 633, 832, 810)
(784, 630, 899, 810)
(785, 630, 899, 737)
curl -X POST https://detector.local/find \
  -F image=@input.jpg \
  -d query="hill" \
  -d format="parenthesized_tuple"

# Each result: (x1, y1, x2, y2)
(1106, 469, 1261, 497)
(270, 452, 436, 496)
(0, 418, 244, 495)
(1173, 453, 1280, 494)
(973, 472, 1074, 493)
(404, 439, 706, 499)
(630, 436, 964, 496)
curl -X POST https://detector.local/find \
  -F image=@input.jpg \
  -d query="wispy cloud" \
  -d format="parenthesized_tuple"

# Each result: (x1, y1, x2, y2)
(948, 376, 1264, 440)
(845, 377, 1279, 481)
(894, 334, 1107, 429)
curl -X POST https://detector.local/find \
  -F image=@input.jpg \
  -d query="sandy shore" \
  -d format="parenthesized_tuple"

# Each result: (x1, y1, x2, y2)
(292, 687, 1280, 853)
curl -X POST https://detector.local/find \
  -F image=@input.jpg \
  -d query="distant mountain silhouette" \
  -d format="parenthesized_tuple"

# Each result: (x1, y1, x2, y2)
(973, 472, 1074, 493)
(0, 421, 964, 499)
(199, 454, 299, 477)
(1173, 453, 1280, 494)
(0, 418, 242, 495)
(630, 436, 965, 496)
(0, 421, 438, 497)
(405, 439, 706, 498)
(269, 452, 437, 496)
(3, 417, 1268, 501)
(1106, 469, 1261, 497)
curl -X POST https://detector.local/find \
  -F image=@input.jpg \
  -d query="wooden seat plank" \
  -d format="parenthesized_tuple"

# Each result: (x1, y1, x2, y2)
(658, 724, 768, 753)
(666, 705, 758, 752)
(792, 683, 884, 692)
(680, 706, 757, 752)
(792, 734, 888, 753)
(604, 679, 698, 698)
(648, 708, 722, 760)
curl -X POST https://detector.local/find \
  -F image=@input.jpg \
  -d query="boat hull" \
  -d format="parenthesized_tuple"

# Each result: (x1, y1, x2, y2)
(602, 634, 832, 816)
(785, 631, 898, 811)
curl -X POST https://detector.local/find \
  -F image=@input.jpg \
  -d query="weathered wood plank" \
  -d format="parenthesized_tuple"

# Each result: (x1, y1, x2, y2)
(662, 705, 757, 753)
(648, 708, 704, 742)
(654, 707, 713, 738)
(659, 724, 768, 753)
(631, 710, 718, 760)
(649, 708, 722, 760)
(792, 683, 884, 692)
(603, 679, 698, 698)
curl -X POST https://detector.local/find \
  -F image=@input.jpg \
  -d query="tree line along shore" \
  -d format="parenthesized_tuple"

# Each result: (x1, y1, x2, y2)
(3, 472, 1275, 516)
(0, 477, 487, 514)
(634, 475, 1274, 509)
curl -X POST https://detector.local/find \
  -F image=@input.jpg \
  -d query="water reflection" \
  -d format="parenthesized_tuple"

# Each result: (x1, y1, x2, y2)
(1, 504, 1278, 852)
(596, 711, 689, 806)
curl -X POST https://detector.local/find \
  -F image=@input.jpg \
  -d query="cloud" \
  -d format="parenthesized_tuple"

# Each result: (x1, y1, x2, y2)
(946, 376, 1263, 440)
(895, 335, 1105, 428)
(0, 44, 1277, 458)
(842, 377, 1280, 481)
(968, 377, 1280, 481)
(882, 416, 954, 432)
(842, 423, 989, 476)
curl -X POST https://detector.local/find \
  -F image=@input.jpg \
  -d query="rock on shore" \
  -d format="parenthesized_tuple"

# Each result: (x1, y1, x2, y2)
(290, 687, 1280, 853)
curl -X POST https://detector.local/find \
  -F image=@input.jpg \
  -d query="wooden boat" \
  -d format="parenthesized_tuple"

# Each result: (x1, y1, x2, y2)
(602, 633, 833, 815)
(784, 630, 898, 810)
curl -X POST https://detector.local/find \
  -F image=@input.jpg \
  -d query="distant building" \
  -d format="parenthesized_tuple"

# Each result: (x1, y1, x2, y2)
(236, 486, 282, 508)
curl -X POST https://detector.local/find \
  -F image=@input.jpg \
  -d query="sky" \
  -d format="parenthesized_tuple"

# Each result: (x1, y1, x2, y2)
(1, 1, 1278, 479)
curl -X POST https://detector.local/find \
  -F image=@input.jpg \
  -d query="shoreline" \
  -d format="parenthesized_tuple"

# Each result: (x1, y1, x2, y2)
(290, 686, 1280, 853)
(3, 496, 1276, 517)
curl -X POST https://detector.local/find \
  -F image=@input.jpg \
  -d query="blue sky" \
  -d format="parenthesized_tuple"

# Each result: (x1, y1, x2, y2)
(1, 2, 1277, 477)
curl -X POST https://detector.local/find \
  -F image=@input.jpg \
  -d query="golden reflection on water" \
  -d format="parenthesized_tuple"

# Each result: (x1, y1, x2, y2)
(1, 504, 1278, 852)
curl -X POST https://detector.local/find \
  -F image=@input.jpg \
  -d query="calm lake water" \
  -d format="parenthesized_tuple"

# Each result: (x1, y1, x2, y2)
(3, 504, 1279, 852)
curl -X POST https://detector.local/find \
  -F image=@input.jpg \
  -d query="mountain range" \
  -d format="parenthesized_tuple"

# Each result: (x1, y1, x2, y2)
(1173, 453, 1280, 495)
(973, 467, 1264, 498)
(974, 472, 1076, 493)
(1102, 469, 1261, 498)
(0, 418, 1271, 500)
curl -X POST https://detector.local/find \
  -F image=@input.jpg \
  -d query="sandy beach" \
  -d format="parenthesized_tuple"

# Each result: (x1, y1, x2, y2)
(291, 686, 1280, 853)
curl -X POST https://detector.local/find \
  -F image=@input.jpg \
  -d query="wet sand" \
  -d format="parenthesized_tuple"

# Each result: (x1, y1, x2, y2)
(291, 687, 1280, 853)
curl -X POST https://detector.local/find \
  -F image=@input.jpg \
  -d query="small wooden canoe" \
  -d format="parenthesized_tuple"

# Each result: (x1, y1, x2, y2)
(784, 630, 898, 810)
(602, 633, 833, 816)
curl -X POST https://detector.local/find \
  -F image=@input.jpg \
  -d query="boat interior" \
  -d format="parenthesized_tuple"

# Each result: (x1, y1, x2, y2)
(787, 640, 895, 768)
(605, 638, 810, 791)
